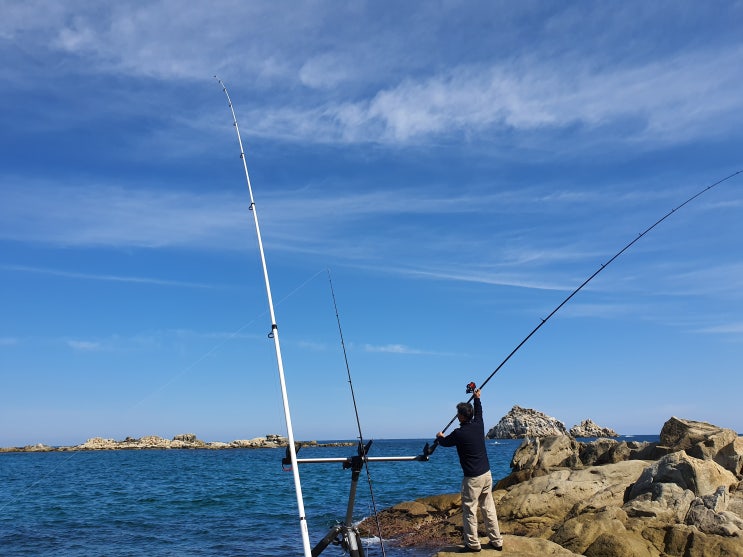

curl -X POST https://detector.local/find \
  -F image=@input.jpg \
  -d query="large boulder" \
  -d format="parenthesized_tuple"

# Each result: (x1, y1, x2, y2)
(660, 417, 741, 475)
(487, 405, 568, 439)
(511, 435, 582, 473)
(497, 460, 650, 537)
(627, 450, 738, 500)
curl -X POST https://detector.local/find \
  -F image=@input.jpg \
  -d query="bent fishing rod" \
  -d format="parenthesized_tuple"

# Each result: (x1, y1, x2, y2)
(326, 269, 387, 556)
(421, 169, 742, 459)
(216, 77, 313, 557)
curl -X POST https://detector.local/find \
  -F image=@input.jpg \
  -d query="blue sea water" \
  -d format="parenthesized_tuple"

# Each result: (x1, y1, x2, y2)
(0, 436, 656, 556)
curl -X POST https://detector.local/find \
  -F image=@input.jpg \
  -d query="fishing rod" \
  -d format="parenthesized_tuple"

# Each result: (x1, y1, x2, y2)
(421, 169, 742, 458)
(216, 77, 313, 557)
(327, 269, 387, 557)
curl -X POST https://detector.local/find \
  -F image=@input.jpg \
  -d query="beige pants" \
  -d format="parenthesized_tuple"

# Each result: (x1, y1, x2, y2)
(461, 470, 503, 549)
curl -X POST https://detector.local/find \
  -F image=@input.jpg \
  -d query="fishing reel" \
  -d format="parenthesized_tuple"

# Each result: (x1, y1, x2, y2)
(466, 381, 476, 394)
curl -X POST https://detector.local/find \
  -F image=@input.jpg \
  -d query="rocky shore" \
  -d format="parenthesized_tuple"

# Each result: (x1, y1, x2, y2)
(359, 416, 743, 556)
(0, 433, 353, 452)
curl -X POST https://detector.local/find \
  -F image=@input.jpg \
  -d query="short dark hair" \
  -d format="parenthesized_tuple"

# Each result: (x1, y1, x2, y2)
(457, 402, 473, 421)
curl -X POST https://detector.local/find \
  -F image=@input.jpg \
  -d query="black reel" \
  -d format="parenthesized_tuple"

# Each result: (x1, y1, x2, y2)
(465, 381, 476, 394)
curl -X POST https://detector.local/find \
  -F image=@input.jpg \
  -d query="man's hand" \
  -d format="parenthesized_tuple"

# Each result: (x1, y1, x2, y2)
(474, 388, 481, 398)
(436, 431, 445, 439)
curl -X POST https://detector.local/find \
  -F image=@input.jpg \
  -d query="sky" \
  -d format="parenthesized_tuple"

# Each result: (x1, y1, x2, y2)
(1, 1, 742, 447)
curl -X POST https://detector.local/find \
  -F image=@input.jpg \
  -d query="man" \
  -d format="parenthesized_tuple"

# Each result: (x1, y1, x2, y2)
(437, 389, 503, 552)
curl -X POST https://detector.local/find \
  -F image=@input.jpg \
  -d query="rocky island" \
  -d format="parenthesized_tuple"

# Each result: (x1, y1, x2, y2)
(0, 433, 353, 452)
(487, 405, 618, 439)
(359, 416, 743, 556)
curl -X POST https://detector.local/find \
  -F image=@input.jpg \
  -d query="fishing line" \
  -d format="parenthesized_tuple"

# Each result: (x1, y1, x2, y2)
(423, 169, 742, 456)
(327, 269, 387, 557)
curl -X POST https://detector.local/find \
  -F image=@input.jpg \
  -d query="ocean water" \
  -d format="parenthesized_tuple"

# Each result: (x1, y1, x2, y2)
(0, 436, 656, 556)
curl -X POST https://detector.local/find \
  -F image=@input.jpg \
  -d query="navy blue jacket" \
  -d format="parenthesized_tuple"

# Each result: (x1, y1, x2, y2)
(438, 398, 490, 477)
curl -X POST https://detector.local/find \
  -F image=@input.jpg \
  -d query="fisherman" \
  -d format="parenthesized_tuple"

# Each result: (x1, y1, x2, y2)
(436, 389, 503, 552)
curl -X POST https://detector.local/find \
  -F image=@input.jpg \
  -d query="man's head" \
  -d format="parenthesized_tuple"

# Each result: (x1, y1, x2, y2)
(456, 402, 474, 423)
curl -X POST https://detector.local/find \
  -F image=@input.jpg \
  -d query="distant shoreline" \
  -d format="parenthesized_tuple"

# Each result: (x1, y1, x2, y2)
(0, 434, 355, 453)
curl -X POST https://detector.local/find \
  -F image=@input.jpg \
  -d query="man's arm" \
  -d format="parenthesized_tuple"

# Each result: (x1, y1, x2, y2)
(436, 430, 457, 447)
(474, 389, 483, 422)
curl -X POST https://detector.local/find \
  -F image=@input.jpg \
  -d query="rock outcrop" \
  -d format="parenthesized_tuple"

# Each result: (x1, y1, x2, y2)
(359, 416, 743, 557)
(569, 418, 619, 438)
(487, 405, 568, 438)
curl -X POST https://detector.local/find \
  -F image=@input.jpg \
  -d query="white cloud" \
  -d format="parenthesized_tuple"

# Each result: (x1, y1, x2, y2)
(67, 340, 103, 351)
(286, 46, 743, 145)
(5, 3, 741, 149)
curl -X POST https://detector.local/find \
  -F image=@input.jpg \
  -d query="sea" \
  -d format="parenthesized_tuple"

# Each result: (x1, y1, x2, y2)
(0, 436, 657, 557)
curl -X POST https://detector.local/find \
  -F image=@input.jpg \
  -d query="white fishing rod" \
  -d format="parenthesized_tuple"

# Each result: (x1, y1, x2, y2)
(216, 77, 313, 557)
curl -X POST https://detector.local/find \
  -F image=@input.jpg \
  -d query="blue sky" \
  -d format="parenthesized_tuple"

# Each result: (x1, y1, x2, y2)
(1, 2, 742, 447)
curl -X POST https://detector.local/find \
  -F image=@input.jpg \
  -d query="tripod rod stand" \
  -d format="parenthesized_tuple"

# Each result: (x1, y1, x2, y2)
(283, 441, 428, 556)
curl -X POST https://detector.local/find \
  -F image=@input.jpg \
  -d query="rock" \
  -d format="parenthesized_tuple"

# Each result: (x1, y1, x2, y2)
(497, 460, 650, 537)
(623, 481, 696, 523)
(583, 531, 656, 557)
(77, 437, 117, 450)
(659, 416, 741, 475)
(717, 436, 743, 477)
(434, 534, 581, 555)
(685, 486, 743, 537)
(551, 506, 659, 556)
(569, 419, 619, 438)
(627, 450, 738, 499)
(510, 435, 582, 473)
(392, 501, 433, 517)
(23, 443, 53, 452)
(661, 523, 743, 556)
(487, 405, 568, 439)
(578, 437, 620, 466)
(205, 441, 230, 449)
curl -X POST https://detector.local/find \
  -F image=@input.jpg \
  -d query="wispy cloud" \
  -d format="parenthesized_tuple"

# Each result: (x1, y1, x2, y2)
(67, 340, 103, 352)
(59, 328, 264, 354)
(1, 264, 214, 289)
(695, 322, 743, 335)
(362, 343, 458, 357)
(239, 46, 743, 148)
(4, 4, 743, 150)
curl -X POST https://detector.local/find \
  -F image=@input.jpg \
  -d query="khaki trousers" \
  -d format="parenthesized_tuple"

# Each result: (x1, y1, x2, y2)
(461, 470, 503, 549)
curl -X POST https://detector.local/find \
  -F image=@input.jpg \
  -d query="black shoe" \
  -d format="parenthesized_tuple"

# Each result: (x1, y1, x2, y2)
(489, 541, 503, 551)
(463, 546, 482, 553)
